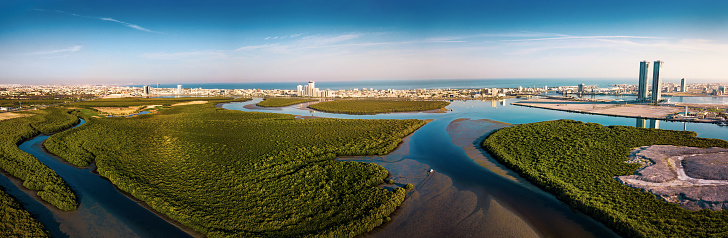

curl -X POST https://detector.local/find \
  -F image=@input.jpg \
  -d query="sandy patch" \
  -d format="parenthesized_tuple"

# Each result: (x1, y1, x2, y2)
(0, 112, 32, 121)
(515, 98, 682, 118)
(171, 101, 208, 106)
(616, 145, 728, 210)
(93, 106, 143, 115)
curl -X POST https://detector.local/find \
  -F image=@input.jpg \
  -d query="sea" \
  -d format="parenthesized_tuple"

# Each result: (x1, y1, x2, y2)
(131, 78, 637, 90)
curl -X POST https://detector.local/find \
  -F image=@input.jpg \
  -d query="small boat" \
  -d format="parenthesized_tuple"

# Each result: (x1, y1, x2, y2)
(429, 169, 435, 173)
(718, 122, 728, 126)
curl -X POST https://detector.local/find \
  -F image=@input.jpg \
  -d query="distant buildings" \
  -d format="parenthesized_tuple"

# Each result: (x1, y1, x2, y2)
(143, 85, 151, 95)
(177, 85, 183, 95)
(637, 61, 649, 101)
(681, 78, 686, 92)
(652, 61, 663, 103)
(295, 81, 331, 97)
(578, 83, 585, 94)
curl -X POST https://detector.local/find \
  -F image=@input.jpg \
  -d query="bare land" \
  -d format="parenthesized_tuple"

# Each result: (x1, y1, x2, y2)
(616, 145, 728, 211)
(0, 112, 32, 121)
(515, 99, 682, 119)
(170, 100, 208, 106)
(93, 106, 144, 115)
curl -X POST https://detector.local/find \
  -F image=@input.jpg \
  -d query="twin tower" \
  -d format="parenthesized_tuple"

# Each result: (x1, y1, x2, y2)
(637, 60, 663, 103)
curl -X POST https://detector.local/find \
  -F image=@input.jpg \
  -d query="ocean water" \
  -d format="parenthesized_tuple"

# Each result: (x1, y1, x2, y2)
(131, 78, 635, 90)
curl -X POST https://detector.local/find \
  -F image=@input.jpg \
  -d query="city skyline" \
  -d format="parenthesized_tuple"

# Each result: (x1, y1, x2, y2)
(2, 1, 728, 84)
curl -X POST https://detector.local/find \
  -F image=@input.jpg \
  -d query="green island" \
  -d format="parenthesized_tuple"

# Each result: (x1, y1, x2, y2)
(308, 100, 450, 115)
(483, 120, 728, 237)
(46, 99, 425, 237)
(256, 98, 318, 107)
(0, 108, 79, 211)
(0, 190, 49, 237)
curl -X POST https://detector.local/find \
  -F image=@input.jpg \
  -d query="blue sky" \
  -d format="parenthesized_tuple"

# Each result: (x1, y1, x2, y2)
(1, 0, 727, 84)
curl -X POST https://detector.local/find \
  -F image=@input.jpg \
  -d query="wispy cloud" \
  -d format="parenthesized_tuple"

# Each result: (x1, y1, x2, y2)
(34, 9, 161, 33)
(99, 17, 156, 32)
(234, 44, 279, 51)
(142, 51, 226, 60)
(29, 45, 82, 55)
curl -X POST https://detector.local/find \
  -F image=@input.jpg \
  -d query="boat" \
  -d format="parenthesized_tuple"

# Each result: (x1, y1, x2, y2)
(718, 122, 727, 126)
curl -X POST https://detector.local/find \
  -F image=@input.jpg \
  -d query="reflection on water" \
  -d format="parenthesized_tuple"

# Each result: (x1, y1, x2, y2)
(636, 118, 660, 129)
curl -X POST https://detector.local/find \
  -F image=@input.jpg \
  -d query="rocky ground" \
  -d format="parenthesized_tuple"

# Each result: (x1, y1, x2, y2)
(616, 145, 728, 211)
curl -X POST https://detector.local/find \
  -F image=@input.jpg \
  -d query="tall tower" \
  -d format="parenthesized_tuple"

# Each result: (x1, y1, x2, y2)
(680, 78, 686, 92)
(177, 85, 183, 95)
(307, 81, 315, 97)
(651, 61, 663, 103)
(296, 85, 303, 96)
(637, 61, 649, 101)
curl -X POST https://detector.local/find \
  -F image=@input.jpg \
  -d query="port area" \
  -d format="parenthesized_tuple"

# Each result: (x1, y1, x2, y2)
(513, 98, 727, 124)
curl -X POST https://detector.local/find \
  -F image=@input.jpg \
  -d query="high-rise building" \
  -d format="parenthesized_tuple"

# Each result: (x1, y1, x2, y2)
(680, 78, 686, 92)
(177, 85, 183, 95)
(651, 61, 663, 103)
(578, 83, 585, 93)
(637, 61, 649, 101)
(143, 85, 151, 95)
(296, 85, 303, 96)
(307, 81, 315, 97)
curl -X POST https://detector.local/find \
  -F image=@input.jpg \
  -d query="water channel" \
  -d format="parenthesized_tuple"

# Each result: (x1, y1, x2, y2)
(3, 119, 194, 238)
(2, 98, 727, 237)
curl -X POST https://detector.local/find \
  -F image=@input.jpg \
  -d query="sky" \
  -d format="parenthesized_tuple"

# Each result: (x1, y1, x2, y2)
(1, 0, 727, 85)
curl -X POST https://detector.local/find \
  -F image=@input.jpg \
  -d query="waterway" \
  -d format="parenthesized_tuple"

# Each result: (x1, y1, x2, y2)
(2, 119, 194, 238)
(223, 98, 728, 237)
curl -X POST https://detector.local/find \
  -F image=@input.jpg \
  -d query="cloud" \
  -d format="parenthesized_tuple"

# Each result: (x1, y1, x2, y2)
(99, 17, 156, 33)
(142, 51, 226, 60)
(34, 9, 160, 33)
(30, 45, 82, 55)
(234, 44, 279, 51)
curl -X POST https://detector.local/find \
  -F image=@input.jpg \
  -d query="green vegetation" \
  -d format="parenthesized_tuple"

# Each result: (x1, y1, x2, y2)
(483, 120, 728, 237)
(1, 95, 93, 108)
(308, 100, 450, 115)
(46, 100, 425, 237)
(404, 183, 414, 190)
(0, 190, 49, 237)
(0, 108, 79, 211)
(68, 97, 243, 107)
(256, 98, 318, 107)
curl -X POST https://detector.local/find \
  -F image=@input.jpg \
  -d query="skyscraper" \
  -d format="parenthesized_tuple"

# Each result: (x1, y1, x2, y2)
(143, 85, 151, 95)
(651, 61, 663, 103)
(637, 61, 649, 101)
(307, 81, 315, 96)
(680, 78, 686, 92)
(296, 85, 303, 96)
(177, 85, 183, 95)
(578, 83, 585, 94)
